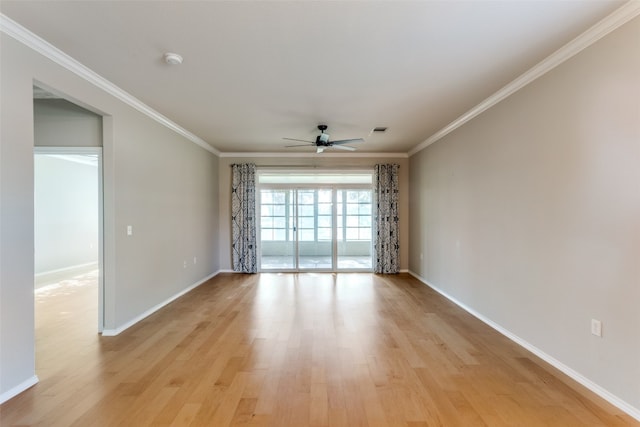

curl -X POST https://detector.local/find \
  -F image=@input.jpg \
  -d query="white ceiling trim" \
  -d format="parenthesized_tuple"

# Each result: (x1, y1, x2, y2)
(219, 152, 408, 159)
(408, 0, 640, 157)
(0, 13, 220, 156)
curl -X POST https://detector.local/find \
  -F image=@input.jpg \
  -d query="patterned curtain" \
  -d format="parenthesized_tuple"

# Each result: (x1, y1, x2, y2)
(374, 164, 399, 274)
(231, 163, 257, 273)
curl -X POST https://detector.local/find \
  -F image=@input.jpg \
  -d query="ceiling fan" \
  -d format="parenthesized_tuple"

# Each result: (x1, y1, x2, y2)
(284, 125, 364, 153)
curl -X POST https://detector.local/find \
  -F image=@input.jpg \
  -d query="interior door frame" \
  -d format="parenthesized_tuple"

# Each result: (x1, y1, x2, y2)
(33, 146, 105, 332)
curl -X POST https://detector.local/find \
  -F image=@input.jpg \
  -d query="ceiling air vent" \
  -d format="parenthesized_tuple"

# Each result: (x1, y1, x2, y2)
(373, 127, 388, 132)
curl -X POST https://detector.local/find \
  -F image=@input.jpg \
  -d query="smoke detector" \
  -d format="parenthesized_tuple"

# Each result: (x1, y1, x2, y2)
(163, 52, 183, 65)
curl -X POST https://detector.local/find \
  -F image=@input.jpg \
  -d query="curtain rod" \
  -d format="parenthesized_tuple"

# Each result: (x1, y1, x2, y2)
(229, 164, 398, 169)
(231, 164, 371, 169)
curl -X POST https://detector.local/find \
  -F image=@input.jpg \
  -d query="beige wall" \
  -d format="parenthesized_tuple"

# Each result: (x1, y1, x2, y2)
(0, 33, 220, 399)
(409, 17, 640, 411)
(34, 98, 103, 147)
(218, 156, 409, 271)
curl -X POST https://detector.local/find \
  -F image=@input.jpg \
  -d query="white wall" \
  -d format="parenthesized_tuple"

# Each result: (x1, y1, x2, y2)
(0, 32, 220, 401)
(409, 17, 640, 412)
(34, 155, 99, 277)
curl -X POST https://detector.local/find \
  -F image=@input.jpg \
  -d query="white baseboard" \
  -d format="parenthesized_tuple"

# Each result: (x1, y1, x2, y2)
(0, 375, 38, 405)
(408, 270, 640, 422)
(35, 262, 99, 288)
(101, 271, 220, 336)
(35, 261, 98, 277)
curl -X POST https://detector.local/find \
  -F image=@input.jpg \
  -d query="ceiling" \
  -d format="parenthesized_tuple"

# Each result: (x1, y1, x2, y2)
(0, 1, 626, 154)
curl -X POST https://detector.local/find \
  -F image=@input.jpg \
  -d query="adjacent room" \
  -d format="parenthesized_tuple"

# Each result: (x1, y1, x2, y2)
(1, 1, 638, 426)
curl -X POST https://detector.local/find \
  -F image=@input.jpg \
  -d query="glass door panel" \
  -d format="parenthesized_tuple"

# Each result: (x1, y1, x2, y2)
(297, 189, 333, 270)
(259, 186, 372, 271)
(337, 190, 373, 269)
(259, 189, 296, 270)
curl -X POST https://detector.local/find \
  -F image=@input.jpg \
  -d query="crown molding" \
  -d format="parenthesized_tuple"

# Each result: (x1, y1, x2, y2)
(0, 14, 220, 156)
(219, 151, 408, 158)
(408, 0, 640, 157)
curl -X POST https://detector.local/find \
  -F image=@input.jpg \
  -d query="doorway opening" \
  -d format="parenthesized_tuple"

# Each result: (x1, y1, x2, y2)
(33, 84, 105, 382)
(34, 148, 103, 322)
(257, 170, 373, 272)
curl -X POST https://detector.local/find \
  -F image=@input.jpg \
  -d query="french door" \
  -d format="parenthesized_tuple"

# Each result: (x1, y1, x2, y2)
(258, 186, 373, 272)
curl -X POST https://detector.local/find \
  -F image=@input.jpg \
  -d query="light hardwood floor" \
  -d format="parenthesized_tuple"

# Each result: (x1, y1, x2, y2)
(1, 273, 637, 426)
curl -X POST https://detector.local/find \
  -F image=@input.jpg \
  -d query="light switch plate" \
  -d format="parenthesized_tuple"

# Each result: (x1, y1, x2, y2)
(591, 319, 602, 337)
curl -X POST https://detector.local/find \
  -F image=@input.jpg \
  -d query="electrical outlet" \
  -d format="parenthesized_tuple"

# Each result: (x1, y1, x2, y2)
(183, 260, 187, 269)
(193, 256, 197, 264)
(127, 225, 133, 236)
(591, 319, 602, 337)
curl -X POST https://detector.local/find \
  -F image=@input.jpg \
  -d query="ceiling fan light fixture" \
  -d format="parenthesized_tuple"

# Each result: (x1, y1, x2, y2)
(284, 124, 361, 154)
(163, 52, 183, 65)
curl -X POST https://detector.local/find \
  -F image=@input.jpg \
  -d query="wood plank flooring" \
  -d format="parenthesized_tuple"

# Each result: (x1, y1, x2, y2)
(1, 273, 637, 426)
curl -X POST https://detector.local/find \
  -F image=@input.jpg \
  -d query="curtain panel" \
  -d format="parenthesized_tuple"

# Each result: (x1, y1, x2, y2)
(374, 164, 399, 274)
(231, 163, 257, 273)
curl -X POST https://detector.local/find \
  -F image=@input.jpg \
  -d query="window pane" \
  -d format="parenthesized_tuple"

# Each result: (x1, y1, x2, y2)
(318, 228, 332, 240)
(299, 205, 314, 216)
(273, 192, 286, 203)
(299, 217, 314, 228)
(358, 191, 371, 203)
(359, 204, 372, 215)
(360, 228, 372, 240)
(359, 216, 371, 227)
(262, 192, 273, 203)
(274, 229, 286, 241)
(318, 190, 332, 203)
(274, 217, 286, 228)
(318, 204, 332, 215)
(300, 229, 314, 241)
(261, 229, 272, 241)
(346, 216, 359, 227)
(300, 192, 314, 204)
(273, 205, 285, 216)
(346, 204, 359, 215)
(261, 217, 273, 228)
(346, 228, 359, 240)
(318, 215, 331, 227)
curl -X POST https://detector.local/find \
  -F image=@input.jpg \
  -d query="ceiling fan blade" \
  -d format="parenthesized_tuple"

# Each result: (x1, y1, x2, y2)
(283, 137, 315, 143)
(331, 138, 364, 145)
(331, 145, 357, 151)
(285, 143, 315, 148)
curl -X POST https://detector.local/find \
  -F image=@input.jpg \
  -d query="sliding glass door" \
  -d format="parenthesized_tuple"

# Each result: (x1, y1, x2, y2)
(337, 190, 372, 269)
(259, 189, 296, 269)
(296, 189, 333, 269)
(258, 173, 373, 272)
